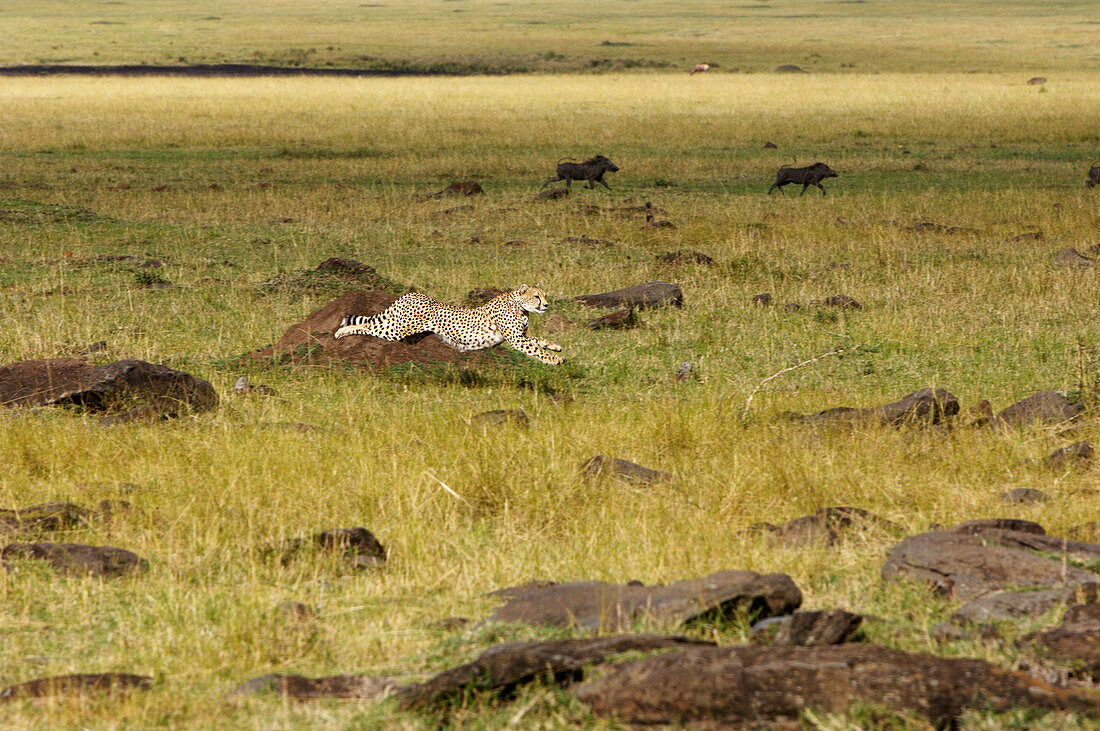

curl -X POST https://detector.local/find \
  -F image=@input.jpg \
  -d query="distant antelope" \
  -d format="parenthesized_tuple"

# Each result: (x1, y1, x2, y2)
(690, 63, 710, 75)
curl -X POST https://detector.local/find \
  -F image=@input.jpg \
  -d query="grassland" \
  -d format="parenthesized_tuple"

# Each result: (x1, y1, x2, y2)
(0, 5, 1099, 728)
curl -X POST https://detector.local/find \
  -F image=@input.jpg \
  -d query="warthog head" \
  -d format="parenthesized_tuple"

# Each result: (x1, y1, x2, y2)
(1087, 161, 1100, 189)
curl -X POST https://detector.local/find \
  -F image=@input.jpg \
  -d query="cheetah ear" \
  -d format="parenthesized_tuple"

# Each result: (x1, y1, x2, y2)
(517, 284, 528, 294)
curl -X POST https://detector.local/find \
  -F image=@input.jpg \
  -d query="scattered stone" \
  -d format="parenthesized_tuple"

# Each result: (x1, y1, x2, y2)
(811, 294, 861, 309)
(229, 673, 401, 701)
(252, 290, 504, 369)
(0, 502, 92, 538)
(952, 586, 1100, 624)
(470, 409, 528, 428)
(0, 358, 218, 416)
(561, 235, 615, 246)
(750, 609, 863, 645)
(790, 388, 959, 427)
(502, 239, 527, 247)
(574, 644, 1100, 727)
(1053, 248, 1094, 267)
(541, 313, 575, 334)
(752, 292, 772, 307)
(433, 180, 483, 197)
(313, 257, 378, 277)
(1020, 622, 1100, 675)
(775, 64, 807, 73)
(1007, 231, 1043, 242)
(581, 455, 672, 485)
(763, 141, 778, 149)
(484, 571, 802, 631)
(270, 527, 386, 569)
(761, 507, 898, 548)
(397, 635, 713, 711)
(782, 302, 802, 312)
(534, 187, 569, 201)
(585, 308, 637, 330)
(0, 673, 152, 702)
(463, 287, 505, 307)
(674, 361, 693, 381)
(1028, 77, 1047, 85)
(882, 530, 1100, 600)
(992, 391, 1083, 429)
(905, 221, 978, 234)
(574, 281, 682, 309)
(1045, 441, 1094, 470)
(950, 518, 1045, 535)
(1, 543, 149, 578)
(656, 250, 714, 266)
(1001, 487, 1049, 504)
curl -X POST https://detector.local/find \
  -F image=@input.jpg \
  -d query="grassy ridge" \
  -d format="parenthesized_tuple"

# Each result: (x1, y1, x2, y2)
(0, 70, 1099, 725)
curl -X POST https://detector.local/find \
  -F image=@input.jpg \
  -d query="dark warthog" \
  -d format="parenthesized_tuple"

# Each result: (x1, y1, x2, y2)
(1087, 160, 1100, 189)
(768, 162, 838, 196)
(542, 155, 620, 191)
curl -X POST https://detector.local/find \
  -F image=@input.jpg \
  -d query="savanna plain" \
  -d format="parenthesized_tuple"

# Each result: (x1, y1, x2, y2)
(1, 0, 1100, 728)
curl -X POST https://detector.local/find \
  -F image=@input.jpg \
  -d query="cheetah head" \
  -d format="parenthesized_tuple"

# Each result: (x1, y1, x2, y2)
(515, 284, 549, 314)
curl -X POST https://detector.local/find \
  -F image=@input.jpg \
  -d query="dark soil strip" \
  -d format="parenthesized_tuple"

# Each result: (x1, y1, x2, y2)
(0, 64, 473, 77)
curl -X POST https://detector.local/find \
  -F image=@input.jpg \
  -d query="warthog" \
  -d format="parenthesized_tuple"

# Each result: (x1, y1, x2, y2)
(767, 162, 838, 196)
(542, 155, 620, 191)
(1087, 160, 1100, 189)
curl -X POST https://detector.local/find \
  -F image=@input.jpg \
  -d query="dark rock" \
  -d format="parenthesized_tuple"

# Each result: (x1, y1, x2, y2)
(953, 586, 1100, 624)
(882, 531, 1100, 600)
(271, 527, 386, 569)
(763, 141, 778, 149)
(396, 635, 714, 710)
(931, 621, 1003, 642)
(782, 302, 802, 312)
(0, 358, 218, 415)
(750, 609, 863, 645)
(1007, 231, 1043, 242)
(435, 180, 483, 197)
(1, 543, 149, 577)
(585, 308, 637, 330)
(674, 361, 693, 381)
(581, 455, 672, 485)
(950, 518, 1045, 535)
(574, 281, 682, 310)
(313, 257, 378, 277)
(463, 287, 505, 307)
(534, 187, 569, 201)
(1064, 603, 1100, 625)
(811, 294, 862, 309)
(792, 388, 959, 427)
(1001, 487, 1049, 504)
(656, 250, 714, 266)
(229, 673, 401, 701)
(574, 644, 1099, 727)
(970, 528, 1100, 564)
(0, 502, 92, 538)
(1020, 622, 1100, 674)
(1045, 441, 1094, 470)
(470, 409, 528, 428)
(993, 391, 1083, 428)
(561, 236, 615, 246)
(485, 570, 802, 631)
(775, 64, 807, 73)
(1053, 248, 1094, 267)
(763, 507, 897, 548)
(752, 292, 772, 307)
(0, 673, 152, 702)
(1028, 77, 1047, 85)
(252, 290, 504, 369)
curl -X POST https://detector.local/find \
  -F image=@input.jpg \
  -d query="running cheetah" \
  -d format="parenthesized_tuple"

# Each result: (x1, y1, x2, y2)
(334, 285, 565, 365)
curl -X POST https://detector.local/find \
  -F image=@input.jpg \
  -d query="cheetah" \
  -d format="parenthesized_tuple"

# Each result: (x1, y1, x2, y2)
(333, 285, 565, 365)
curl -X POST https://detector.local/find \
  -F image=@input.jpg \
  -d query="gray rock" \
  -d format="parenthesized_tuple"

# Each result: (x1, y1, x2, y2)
(485, 570, 802, 631)
(1052, 248, 1094, 267)
(750, 609, 863, 645)
(574, 644, 1100, 727)
(952, 587, 1100, 624)
(1001, 487, 1049, 504)
(950, 518, 1045, 535)
(1020, 622, 1100, 674)
(1045, 441, 1094, 470)
(792, 388, 959, 426)
(574, 281, 682, 310)
(992, 391, 1083, 429)
(762, 506, 898, 548)
(270, 527, 386, 569)
(1, 543, 149, 578)
(581, 455, 672, 485)
(229, 673, 401, 700)
(0, 673, 152, 702)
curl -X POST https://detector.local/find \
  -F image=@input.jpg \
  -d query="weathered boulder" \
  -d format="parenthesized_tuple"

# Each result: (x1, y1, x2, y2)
(953, 586, 1100, 624)
(584, 308, 638, 330)
(992, 391, 1083, 428)
(950, 518, 1045, 535)
(251, 290, 505, 369)
(1053, 248, 1094, 267)
(397, 635, 712, 710)
(0, 673, 152, 702)
(0, 358, 217, 415)
(269, 527, 386, 569)
(791, 388, 959, 426)
(229, 673, 401, 701)
(581, 455, 672, 485)
(1001, 487, 1049, 504)
(1, 543, 149, 577)
(485, 570, 802, 631)
(760, 506, 898, 548)
(0, 502, 92, 538)
(574, 644, 1100, 726)
(1020, 622, 1100, 674)
(972, 528, 1100, 563)
(574, 281, 682, 309)
(882, 531, 1100, 600)
(1045, 441, 1094, 470)
(750, 609, 863, 646)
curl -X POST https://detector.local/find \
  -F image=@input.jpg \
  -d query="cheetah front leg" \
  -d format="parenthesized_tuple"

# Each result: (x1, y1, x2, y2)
(507, 335, 565, 365)
(526, 336, 563, 352)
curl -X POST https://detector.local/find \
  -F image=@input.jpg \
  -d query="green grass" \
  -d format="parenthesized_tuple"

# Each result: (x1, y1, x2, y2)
(0, 7, 1100, 727)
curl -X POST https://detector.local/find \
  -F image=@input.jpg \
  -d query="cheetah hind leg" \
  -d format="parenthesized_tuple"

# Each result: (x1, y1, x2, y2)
(333, 296, 432, 341)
